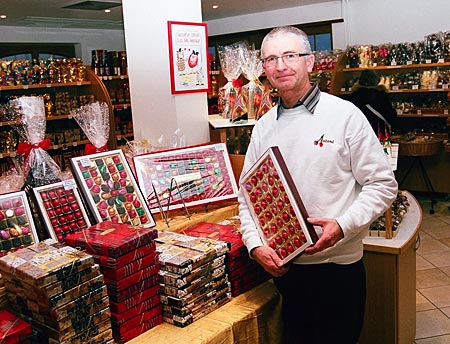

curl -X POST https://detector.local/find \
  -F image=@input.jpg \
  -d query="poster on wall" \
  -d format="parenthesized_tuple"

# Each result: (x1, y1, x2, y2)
(168, 21, 209, 94)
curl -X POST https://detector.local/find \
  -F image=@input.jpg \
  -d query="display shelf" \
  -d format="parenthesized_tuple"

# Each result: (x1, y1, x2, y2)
(0, 67, 115, 175)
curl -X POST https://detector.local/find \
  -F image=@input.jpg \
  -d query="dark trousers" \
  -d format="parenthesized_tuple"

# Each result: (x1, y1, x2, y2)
(273, 259, 366, 344)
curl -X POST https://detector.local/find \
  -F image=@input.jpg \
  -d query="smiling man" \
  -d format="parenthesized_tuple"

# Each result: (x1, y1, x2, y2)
(237, 26, 398, 344)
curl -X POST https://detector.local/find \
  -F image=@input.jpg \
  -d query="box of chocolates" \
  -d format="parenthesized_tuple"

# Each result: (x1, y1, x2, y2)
(64, 221, 158, 258)
(0, 310, 32, 344)
(90, 241, 156, 269)
(240, 146, 319, 265)
(133, 143, 239, 213)
(0, 191, 39, 257)
(70, 149, 155, 227)
(32, 180, 91, 242)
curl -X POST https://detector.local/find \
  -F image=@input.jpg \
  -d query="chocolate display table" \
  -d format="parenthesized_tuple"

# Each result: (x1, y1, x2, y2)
(127, 190, 420, 343)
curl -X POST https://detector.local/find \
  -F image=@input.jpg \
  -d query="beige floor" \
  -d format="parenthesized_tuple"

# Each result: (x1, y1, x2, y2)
(413, 194, 450, 343)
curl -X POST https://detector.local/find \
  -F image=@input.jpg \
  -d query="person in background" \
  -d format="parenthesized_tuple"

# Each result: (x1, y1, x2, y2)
(237, 26, 398, 344)
(346, 69, 397, 138)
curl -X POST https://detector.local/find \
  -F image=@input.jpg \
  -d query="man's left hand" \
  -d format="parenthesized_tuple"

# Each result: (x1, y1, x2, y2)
(304, 218, 344, 255)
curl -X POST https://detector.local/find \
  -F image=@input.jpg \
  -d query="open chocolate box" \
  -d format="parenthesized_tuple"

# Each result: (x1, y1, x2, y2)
(70, 149, 155, 228)
(240, 146, 318, 265)
(0, 191, 39, 257)
(133, 143, 238, 213)
(32, 179, 92, 242)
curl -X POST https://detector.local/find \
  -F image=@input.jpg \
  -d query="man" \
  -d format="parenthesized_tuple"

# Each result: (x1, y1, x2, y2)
(238, 26, 398, 344)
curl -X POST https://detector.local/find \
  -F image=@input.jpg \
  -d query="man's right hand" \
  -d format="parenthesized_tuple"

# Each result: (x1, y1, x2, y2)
(251, 246, 290, 277)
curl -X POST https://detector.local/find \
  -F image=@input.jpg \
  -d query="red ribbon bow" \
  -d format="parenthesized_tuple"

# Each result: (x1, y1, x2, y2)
(16, 138, 51, 159)
(84, 143, 108, 155)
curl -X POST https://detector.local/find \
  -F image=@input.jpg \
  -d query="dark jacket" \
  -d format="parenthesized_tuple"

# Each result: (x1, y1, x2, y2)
(346, 85, 397, 137)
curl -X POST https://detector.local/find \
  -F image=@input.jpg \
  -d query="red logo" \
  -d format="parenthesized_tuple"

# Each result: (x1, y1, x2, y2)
(314, 134, 334, 147)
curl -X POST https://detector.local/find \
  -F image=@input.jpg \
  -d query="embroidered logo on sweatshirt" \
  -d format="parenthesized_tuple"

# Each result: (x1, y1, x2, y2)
(313, 134, 334, 147)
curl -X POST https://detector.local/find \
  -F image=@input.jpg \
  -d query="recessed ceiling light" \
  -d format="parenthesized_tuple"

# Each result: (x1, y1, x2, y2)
(0, 15, 7, 19)
(212, 5, 219, 9)
(104, 9, 111, 13)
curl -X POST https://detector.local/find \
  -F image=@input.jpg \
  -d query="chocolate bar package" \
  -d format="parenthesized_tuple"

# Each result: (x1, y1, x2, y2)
(156, 231, 229, 274)
(111, 303, 162, 330)
(0, 191, 39, 257)
(0, 310, 32, 344)
(91, 241, 156, 269)
(101, 251, 158, 280)
(110, 293, 161, 324)
(32, 180, 92, 242)
(70, 149, 155, 227)
(64, 221, 158, 258)
(162, 292, 231, 328)
(240, 146, 319, 265)
(160, 272, 228, 299)
(104, 263, 159, 292)
(112, 314, 162, 343)
(106, 274, 159, 303)
(109, 284, 160, 314)
(133, 142, 238, 213)
(159, 263, 226, 288)
(0, 240, 94, 288)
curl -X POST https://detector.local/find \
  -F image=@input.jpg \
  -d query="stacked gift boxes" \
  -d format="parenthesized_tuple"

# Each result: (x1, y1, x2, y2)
(155, 230, 231, 327)
(0, 239, 113, 343)
(64, 221, 161, 343)
(183, 220, 271, 297)
(0, 309, 32, 343)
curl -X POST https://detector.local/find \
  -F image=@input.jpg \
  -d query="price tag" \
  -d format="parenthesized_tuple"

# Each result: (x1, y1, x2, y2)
(73, 142, 78, 147)
(53, 145, 58, 150)
(390, 62, 397, 66)
(372, 63, 377, 67)
(392, 86, 399, 91)
(417, 109, 422, 115)
(23, 85, 29, 89)
(77, 82, 82, 86)
(63, 179, 77, 190)
(124, 104, 128, 109)
(438, 58, 445, 63)
(444, 109, 449, 115)
(442, 84, 449, 89)
(341, 87, 346, 92)
(120, 75, 125, 79)
(406, 61, 413, 65)
(80, 157, 92, 167)
(47, 84, 51, 88)
(68, 114, 73, 119)
(425, 59, 432, 64)
(0, 154, 3, 159)
(108, 76, 113, 80)
(396, 109, 403, 115)
(412, 85, 419, 90)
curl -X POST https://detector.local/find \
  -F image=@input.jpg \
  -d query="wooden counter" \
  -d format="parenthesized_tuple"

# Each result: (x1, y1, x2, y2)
(360, 191, 422, 344)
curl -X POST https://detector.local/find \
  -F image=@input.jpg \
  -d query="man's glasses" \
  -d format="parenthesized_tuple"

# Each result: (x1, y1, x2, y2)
(262, 53, 310, 68)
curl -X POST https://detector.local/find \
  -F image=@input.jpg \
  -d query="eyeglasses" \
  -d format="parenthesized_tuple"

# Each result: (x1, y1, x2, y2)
(262, 53, 310, 68)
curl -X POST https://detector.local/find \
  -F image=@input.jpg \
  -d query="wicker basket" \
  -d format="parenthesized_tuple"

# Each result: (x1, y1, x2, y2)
(397, 139, 442, 156)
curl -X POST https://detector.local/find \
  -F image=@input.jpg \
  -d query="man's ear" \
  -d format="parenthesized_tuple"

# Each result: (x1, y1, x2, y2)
(306, 54, 315, 73)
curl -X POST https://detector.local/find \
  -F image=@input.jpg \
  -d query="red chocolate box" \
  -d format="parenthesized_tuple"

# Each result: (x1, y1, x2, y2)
(108, 284, 160, 314)
(0, 310, 32, 344)
(64, 221, 158, 258)
(32, 180, 92, 242)
(91, 241, 156, 269)
(101, 251, 158, 280)
(106, 274, 160, 304)
(240, 146, 318, 265)
(112, 314, 162, 343)
(104, 263, 159, 291)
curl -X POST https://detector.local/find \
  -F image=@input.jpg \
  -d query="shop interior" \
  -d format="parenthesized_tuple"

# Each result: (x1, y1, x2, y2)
(0, 0, 450, 343)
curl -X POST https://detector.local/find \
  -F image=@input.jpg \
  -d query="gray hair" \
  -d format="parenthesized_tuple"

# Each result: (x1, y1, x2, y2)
(261, 26, 312, 57)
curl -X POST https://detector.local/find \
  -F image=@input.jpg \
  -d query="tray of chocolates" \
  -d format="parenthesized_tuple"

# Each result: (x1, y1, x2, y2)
(0, 191, 39, 257)
(240, 146, 319, 265)
(133, 143, 239, 213)
(70, 149, 155, 227)
(32, 180, 91, 242)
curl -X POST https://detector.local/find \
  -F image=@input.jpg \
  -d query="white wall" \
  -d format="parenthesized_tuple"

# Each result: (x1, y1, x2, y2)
(122, 0, 209, 147)
(0, 26, 125, 64)
(206, 0, 450, 49)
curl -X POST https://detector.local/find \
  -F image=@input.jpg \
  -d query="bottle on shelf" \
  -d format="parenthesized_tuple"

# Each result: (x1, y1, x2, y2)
(91, 50, 99, 76)
(103, 50, 111, 77)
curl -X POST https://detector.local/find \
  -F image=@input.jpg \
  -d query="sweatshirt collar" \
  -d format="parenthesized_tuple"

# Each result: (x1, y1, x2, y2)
(276, 83, 321, 119)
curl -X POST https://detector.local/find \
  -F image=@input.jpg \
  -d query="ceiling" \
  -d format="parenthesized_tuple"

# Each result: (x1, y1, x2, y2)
(0, 0, 330, 30)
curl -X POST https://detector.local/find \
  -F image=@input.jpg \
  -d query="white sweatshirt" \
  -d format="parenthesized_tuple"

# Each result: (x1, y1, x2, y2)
(238, 92, 398, 265)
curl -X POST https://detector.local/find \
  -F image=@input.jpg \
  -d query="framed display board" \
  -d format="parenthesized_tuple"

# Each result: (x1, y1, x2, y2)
(240, 146, 318, 265)
(32, 179, 92, 242)
(0, 191, 39, 257)
(167, 21, 209, 94)
(70, 149, 156, 228)
(133, 143, 238, 214)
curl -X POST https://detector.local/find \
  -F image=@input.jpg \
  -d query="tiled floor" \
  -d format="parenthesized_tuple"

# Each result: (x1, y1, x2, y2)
(413, 194, 450, 343)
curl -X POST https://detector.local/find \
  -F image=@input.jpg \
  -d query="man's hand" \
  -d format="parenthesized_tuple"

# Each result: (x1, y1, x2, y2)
(251, 246, 290, 277)
(304, 218, 344, 255)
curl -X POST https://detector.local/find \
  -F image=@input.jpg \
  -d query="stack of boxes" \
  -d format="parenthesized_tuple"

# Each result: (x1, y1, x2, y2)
(64, 221, 161, 343)
(183, 220, 270, 297)
(155, 230, 231, 327)
(0, 239, 113, 343)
